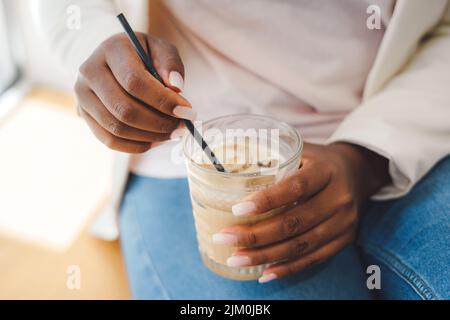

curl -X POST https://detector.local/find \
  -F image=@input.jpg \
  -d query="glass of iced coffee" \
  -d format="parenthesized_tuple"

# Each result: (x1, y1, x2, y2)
(183, 114, 302, 280)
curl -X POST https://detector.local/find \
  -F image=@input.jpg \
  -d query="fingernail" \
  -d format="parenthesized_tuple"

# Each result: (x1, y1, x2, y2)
(212, 233, 238, 245)
(170, 128, 189, 141)
(173, 106, 196, 121)
(232, 201, 257, 216)
(226, 255, 251, 267)
(258, 273, 277, 284)
(169, 71, 184, 92)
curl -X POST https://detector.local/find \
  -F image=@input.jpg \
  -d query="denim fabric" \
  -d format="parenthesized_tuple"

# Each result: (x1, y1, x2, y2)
(119, 157, 450, 300)
(358, 156, 450, 300)
(119, 177, 372, 299)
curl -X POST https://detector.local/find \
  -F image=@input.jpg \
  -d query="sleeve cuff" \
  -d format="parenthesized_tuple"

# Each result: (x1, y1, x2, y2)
(327, 118, 413, 200)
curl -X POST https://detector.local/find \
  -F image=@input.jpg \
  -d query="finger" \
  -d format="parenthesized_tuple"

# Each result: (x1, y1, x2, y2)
(147, 36, 185, 92)
(77, 83, 171, 142)
(231, 158, 332, 216)
(78, 62, 180, 133)
(102, 35, 194, 119)
(228, 209, 356, 267)
(258, 232, 355, 283)
(216, 184, 350, 247)
(79, 107, 152, 153)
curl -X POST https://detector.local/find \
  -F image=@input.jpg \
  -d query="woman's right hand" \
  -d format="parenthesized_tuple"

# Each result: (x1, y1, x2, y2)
(75, 32, 195, 153)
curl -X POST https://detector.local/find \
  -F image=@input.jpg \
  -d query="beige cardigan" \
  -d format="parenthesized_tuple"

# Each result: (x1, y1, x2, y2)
(35, 0, 450, 239)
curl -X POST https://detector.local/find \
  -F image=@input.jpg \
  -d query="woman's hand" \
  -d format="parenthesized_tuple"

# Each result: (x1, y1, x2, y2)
(213, 142, 390, 283)
(75, 33, 195, 153)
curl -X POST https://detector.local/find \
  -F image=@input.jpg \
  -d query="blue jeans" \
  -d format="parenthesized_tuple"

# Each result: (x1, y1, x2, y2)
(119, 157, 450, 300)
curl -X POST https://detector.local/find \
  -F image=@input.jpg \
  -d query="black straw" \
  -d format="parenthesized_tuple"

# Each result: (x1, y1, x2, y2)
(117, 13, 225, 172)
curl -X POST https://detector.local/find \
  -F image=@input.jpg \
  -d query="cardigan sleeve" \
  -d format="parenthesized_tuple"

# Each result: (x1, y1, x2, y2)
(34, 0, 123, 79)
(328, 3, 450, 200)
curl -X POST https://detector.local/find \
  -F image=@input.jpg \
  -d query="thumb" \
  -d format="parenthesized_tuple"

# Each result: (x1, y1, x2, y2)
(147, 36, 185, 92)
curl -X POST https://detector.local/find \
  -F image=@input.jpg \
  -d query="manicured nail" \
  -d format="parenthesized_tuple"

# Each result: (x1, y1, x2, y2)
(173, 106, 196, 121)
(226, 255, 251, 267)
(212, 233, 238, 245)
(258, 273, 277, 284)
(170, 128, 189, 140)
(232, 201, 257, 216)
(169, 71, 184, 92)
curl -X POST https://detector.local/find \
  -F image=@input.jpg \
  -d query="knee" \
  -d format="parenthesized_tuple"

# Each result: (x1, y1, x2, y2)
(358, 156, 450, 299)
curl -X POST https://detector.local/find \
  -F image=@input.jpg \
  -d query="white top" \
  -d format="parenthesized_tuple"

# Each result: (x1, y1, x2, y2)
(130, 0, 393, 178)
(34, 0, 450, 239)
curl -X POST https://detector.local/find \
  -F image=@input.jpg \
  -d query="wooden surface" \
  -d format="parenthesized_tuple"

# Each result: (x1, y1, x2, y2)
(0, 87, 131, 299)
(0, 230, 130, 299)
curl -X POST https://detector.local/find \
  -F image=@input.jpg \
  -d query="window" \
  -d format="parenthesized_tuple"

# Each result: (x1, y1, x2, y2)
(0, 0, 19, 95)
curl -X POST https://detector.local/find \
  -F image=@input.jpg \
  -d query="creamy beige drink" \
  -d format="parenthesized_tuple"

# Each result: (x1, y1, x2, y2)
(183, 114, 302, 280)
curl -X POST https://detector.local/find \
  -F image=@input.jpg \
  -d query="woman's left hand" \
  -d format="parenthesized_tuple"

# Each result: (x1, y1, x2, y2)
(212, 142, 390, 283)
